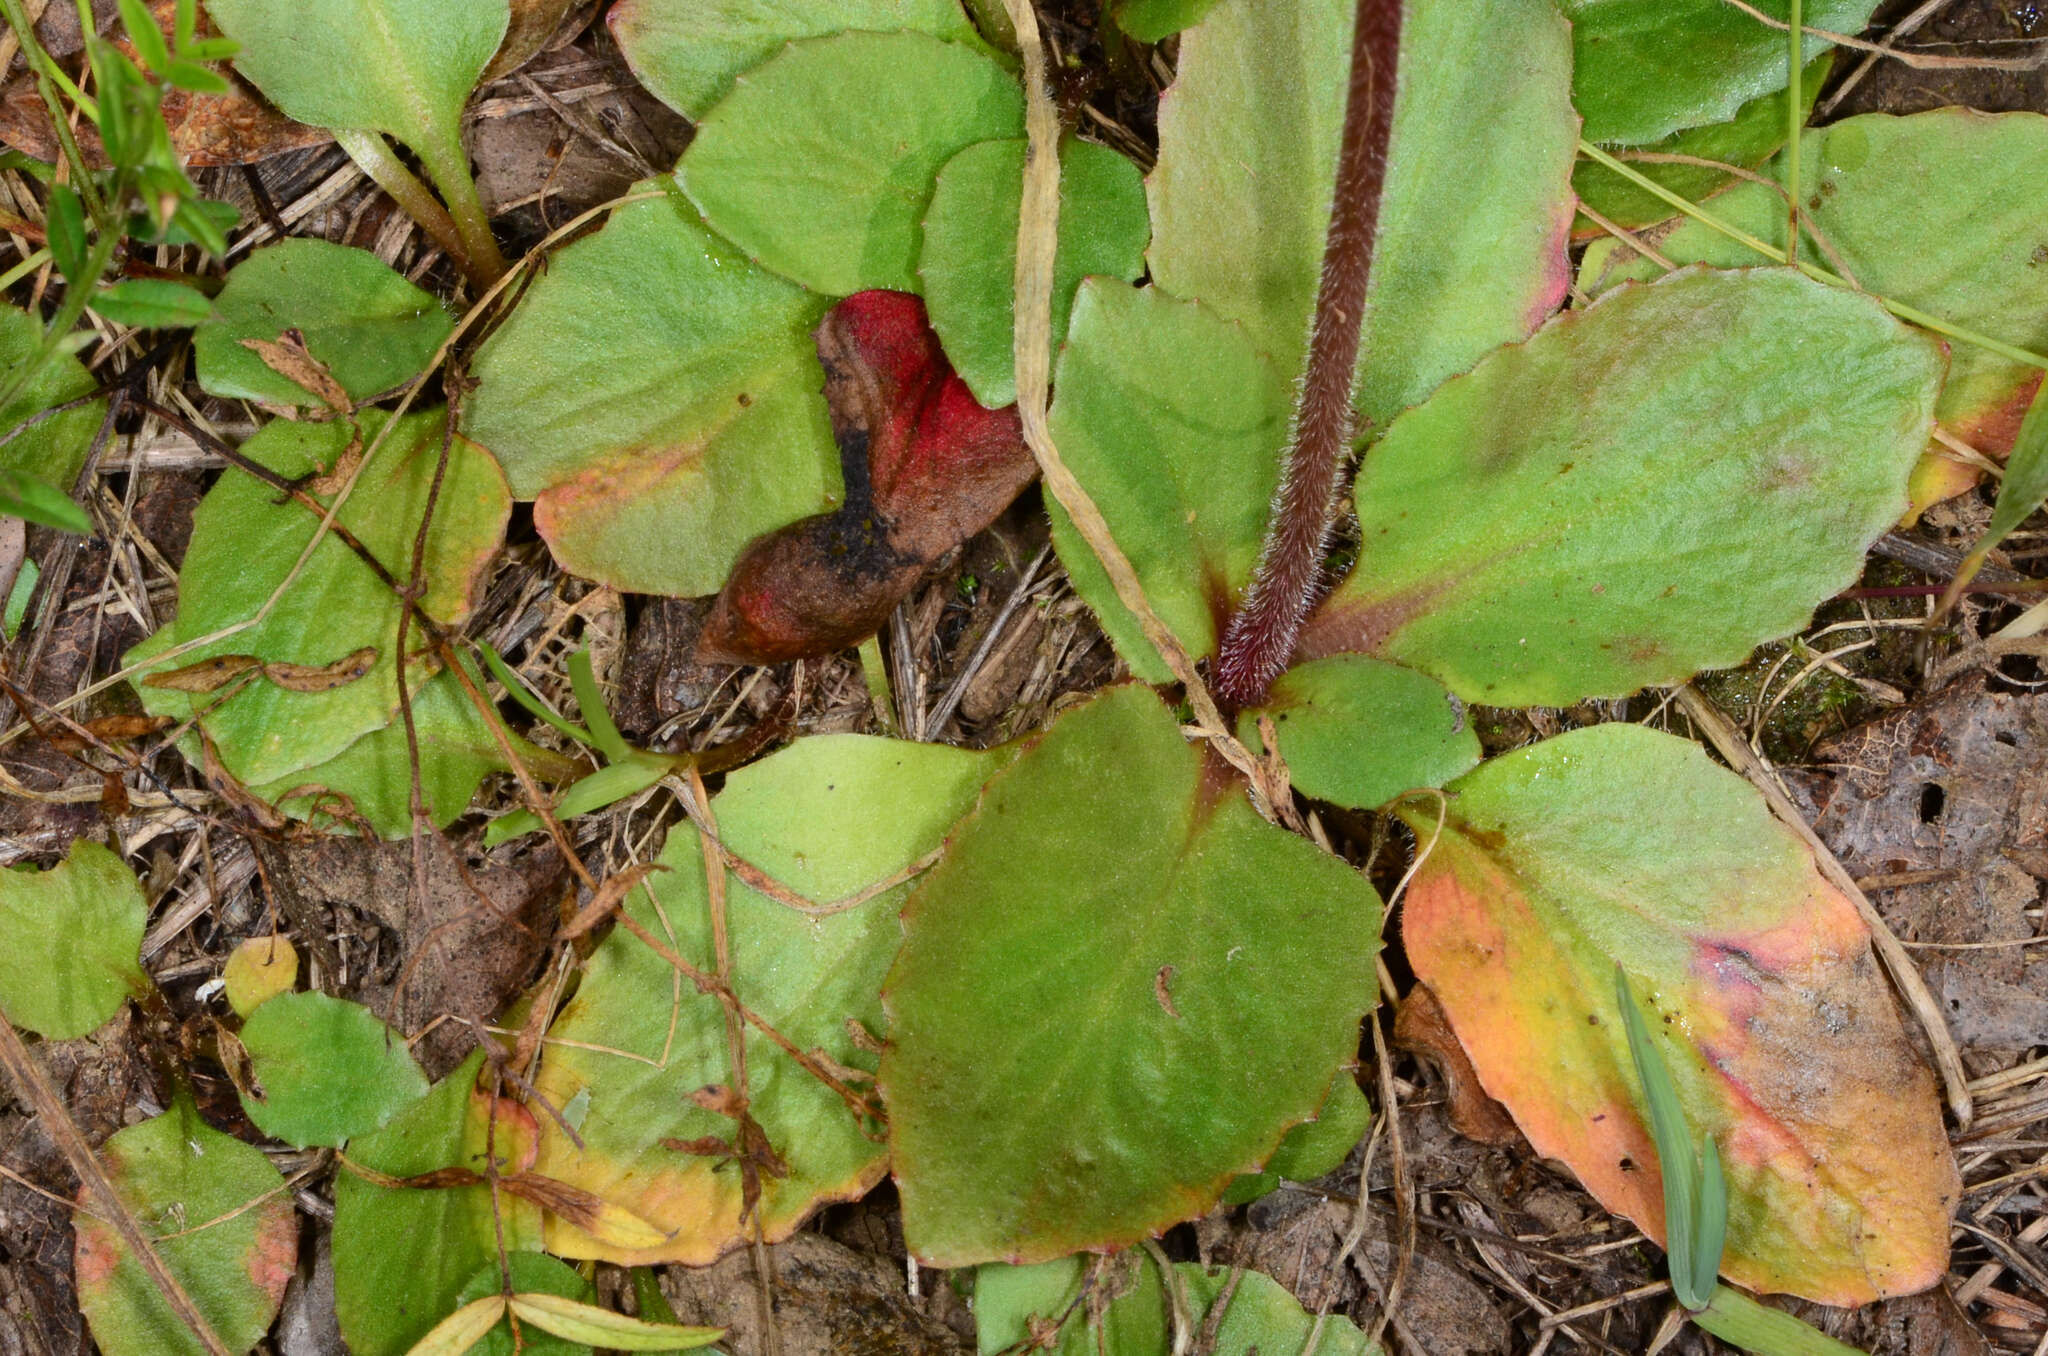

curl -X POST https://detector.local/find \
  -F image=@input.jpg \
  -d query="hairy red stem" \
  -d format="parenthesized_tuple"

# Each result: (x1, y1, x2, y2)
(1213, 0, 1403, 708)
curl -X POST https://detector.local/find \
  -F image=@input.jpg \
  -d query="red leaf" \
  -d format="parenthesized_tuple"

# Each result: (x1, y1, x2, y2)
(698, 291, 1034, 665)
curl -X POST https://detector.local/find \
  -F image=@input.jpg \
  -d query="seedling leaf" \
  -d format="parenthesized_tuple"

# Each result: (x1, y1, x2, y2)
(222, 936, 298, 1017)
(0, 840, 149, 1039)
(236, 991, 431, 1148)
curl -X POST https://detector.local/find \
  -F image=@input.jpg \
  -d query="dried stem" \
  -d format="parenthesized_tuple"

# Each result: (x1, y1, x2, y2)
(0, 1008, 233, 1356)
(1214, 0, 1403, 707)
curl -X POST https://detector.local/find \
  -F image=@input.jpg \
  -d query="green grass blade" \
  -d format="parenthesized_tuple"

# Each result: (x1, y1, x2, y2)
(568, 647, 629, 762)
(1696, 1285, 1867, 1356)
(1692, 1135, 1729, 1307)
(1615, 965, 1700, 1307)
(476, 640, 597, 749)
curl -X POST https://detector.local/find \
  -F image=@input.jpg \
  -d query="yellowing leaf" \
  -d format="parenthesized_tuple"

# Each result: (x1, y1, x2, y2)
(1398, 724, 1957, 1305)
(507, 1293, 723, 1350)
(222, 936, 298, 1017)
(400, 1296, 504, 1356)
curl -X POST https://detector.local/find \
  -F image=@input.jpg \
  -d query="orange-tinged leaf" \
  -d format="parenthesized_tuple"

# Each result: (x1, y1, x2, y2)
(400, 1295, 504, 1356)
(1397, 724, 1957, 1306)
(506, 1292, 723, 1350)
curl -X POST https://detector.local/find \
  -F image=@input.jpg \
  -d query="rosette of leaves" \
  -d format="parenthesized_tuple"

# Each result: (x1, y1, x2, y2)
(1009, 0, 1960, 1307)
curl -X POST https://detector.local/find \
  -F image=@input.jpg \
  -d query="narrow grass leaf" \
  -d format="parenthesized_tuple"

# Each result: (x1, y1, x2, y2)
(507, 1294, 722, 1350)
(1617, 967, 1700, 1307)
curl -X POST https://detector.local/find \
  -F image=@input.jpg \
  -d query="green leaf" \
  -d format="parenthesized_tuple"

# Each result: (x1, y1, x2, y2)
(1222, 1071, 1369, 1205)
(125, 409, 513, 836)
(1045, 280, 1284, 681)
(0, 305, 108, 513)
(74, 1102, 296, 1356)
(463, 188, 839, 597)
(1300, 268, 1943, 705)
(0, 467, 92, 533)
(1573, 52, 1832, 232)
(3, 557, 38, 638)
(1694, 1136, 1729, 1309)
(1146, 0, 1575, 427)
(919, 136, 1148, 407)
(333, 1053, 543, 1356)
(1112, 0, 1222, 42)
(243, 657, 518, 838)
(237, 991, 431, 1147)
(117, 0, 171, 71)
(401, 1297, 504, 1356)
(1238, 656, 1479, 811)
(481, 753, 672, 848)
(883, 685, 1380, 1264)
(205, 0, 508, 215)
(1579, 110, 2048, 515)
(679, 30, 1023, 295)
(1395, 724, 1958, 1306)
(90, 279, 215, 329)
(610, 0, 988, 120)
(45, 183, 87, 281)
(530, 735, 1007, 1263)
(195, 240, 454, 407)
(974, 1254, 1378, 1356)
(454, 1256, 592, 1356)
(1560, 0, 1878, 146)
(0, 840, 148, 1039)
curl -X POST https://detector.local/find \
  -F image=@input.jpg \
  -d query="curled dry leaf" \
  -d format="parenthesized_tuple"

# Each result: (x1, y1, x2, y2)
(261, 646, 379, 692)
(237, 330, 354, 415)
(498, 1172, 673, 1251)
(697, 290, 1034, 665)
(1392, 983, 1518, 1147)
(141, 653, 263, 693)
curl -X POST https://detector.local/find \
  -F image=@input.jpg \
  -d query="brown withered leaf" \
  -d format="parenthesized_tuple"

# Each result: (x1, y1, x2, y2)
(44, 713, 174, 753)
(142, 652, 262, 692)
(0, 2, 330, 166)
(1393, 983, 1521, 1147)
(499, 1171, 672, 1250)
(261, 646, 378, 693)
(239, 330, 353, 415)
(559, 862, 666, 942)
(697, 290, 1034, 665)
(481, 0, 591, 81)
